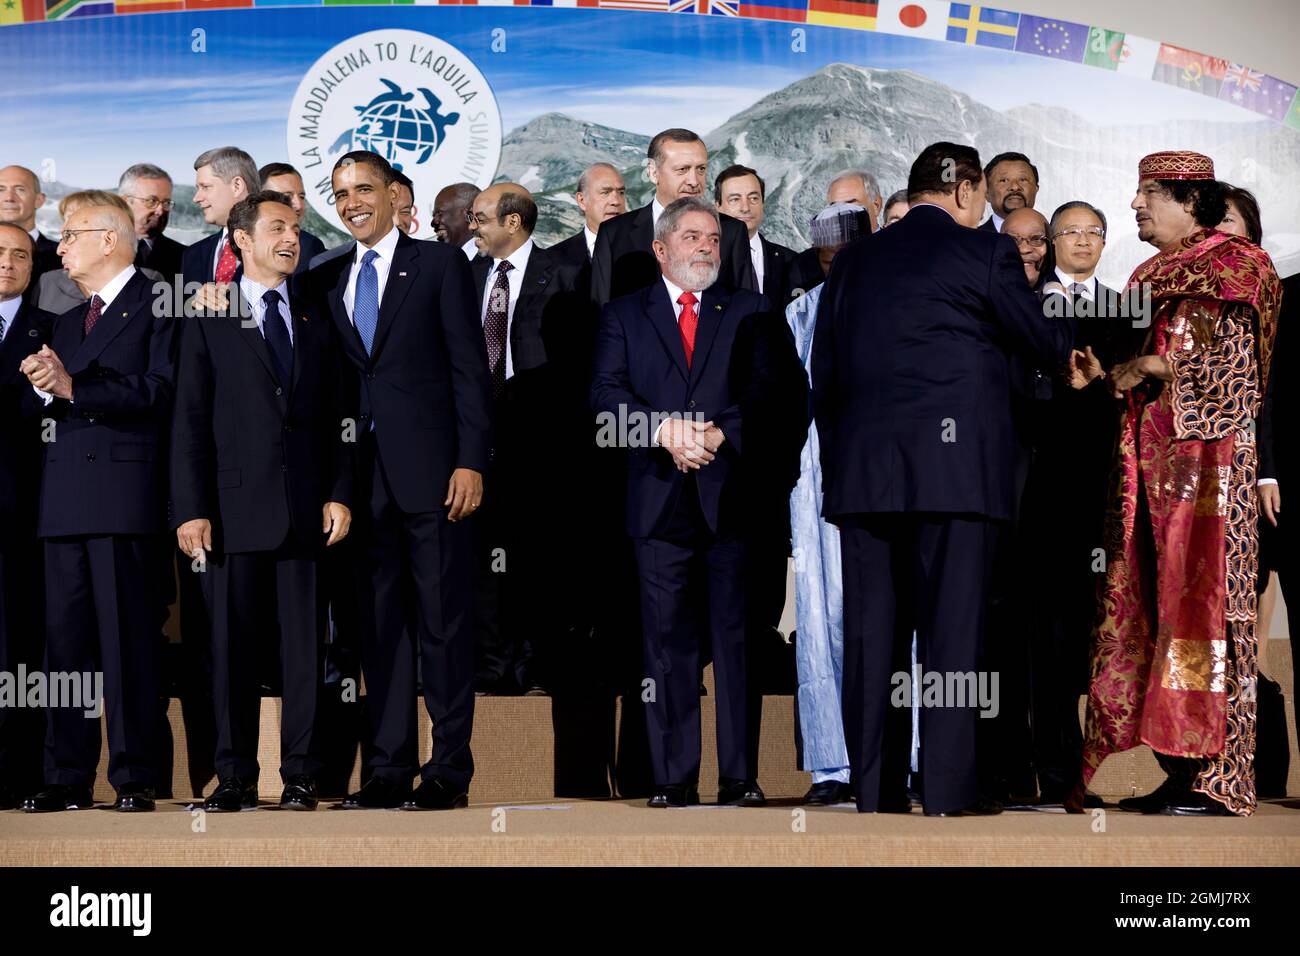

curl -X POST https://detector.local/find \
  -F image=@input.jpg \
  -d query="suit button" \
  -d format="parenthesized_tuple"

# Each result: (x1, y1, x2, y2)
(283, 423, 292, 432)
(275, 387, 283, 396)
(281, 465, 288, 473)
(86, 452, 96, 462)
(687, 400, 696, 409)
(367, 372, 376, 380)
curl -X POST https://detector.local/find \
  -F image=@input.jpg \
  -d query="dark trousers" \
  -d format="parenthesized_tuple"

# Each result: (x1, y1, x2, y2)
(43, 534, 166, 791)
(742, 520, 789, 775)
(0, 538, 45, 796)
(839, 513, 994, 814)
(203, 542, 324, 784)
(633, 483, 748, 788)
(356, 442, 475, 790)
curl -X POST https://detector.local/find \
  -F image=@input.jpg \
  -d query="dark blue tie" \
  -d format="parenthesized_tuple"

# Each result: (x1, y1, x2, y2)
(354, 249, 379, 356)
(262, 288, 293, 385)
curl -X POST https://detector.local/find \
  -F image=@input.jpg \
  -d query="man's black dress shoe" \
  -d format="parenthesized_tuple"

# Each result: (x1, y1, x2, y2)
(404, 776, 469, 810)
(647, 785, 699, 808)
(113, 783, 156, 812)
(1118, 778, 1181, 814)
(924, 797, 1003, 817)
(279, 776, 318, 811)
(204, 777, 258, 812)
(1082, 791, 1105, 809)
(340, 776, 411, 810)
(718, 779, 766, 807)
(21, 784, 95, 813)
(802, 781, 852, 806)
(1160, 791, 1233, 816)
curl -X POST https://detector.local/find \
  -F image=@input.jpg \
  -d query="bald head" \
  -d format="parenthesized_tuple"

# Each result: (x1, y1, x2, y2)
(576, 163, 627, 232)
(432, 182, 481, 247)
(1001, 208, 1050, 285)
(0, 165, 45, 232)
(469, 183, 537, 260)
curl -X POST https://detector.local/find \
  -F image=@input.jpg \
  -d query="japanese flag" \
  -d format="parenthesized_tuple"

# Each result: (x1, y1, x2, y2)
(875, 0, 950, 40)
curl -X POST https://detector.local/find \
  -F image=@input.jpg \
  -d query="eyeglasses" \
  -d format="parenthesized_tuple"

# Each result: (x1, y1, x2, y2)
(1054, 226, 1105, 241)
(465, 211, 492, 227)
(1008, 234, 1047, 248)
(58, 228, 109, 245)
(123, 195, 175, 211)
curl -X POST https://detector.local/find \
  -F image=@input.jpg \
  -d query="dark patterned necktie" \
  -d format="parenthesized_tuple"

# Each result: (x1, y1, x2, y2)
(83, 294, 104, 338)
(484, 260, 513, 397)
(262, 289, 293, 384)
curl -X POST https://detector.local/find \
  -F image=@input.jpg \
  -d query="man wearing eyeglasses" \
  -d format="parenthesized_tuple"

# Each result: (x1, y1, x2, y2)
(1046, 202, 1115, 312)
(119, 164, 187, 282)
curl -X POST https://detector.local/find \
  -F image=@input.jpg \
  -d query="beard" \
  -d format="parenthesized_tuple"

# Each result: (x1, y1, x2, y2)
(668, 251, 720, 291)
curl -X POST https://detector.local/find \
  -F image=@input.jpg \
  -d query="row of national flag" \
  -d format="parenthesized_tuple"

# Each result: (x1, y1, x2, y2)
(3, 0, 1298, 129)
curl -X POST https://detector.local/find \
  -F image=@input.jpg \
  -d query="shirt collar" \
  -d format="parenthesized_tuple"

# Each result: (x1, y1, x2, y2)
(90, 264, 137, 311)
(239, 273, 291, 314)
(493, 236, 533, 276)
(0, 294, 20, 328)
(1054, 267, 1096, 298)
(651, 198, 666, 227)
(584, 226, 597, 256)
(461, 236, 479, 259)
(662, 275, 701, 308)
(989, 211, 1005, 233)
(750, 232, 763, 255)
(28, 227, 40, 242)
(356, 225, 400, 266)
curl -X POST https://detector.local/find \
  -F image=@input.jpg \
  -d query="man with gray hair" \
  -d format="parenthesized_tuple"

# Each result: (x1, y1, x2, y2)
(591, 195, 800, 809)
(788, 169, 884, 298)
(118, 163, 187, 279)
(551, 162, 626, 274)
(19, 202, 176, 813)
(181, 147, 259, 288)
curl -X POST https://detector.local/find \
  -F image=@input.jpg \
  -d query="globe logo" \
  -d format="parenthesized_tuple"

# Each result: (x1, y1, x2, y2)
(328, 79, 461, 171)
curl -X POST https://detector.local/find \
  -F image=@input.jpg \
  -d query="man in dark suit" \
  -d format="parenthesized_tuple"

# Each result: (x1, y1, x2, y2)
(979, 151, 1039, 234)
(811, 142, 1072, 816)
(591, 129, 754, 307)
(432, 183, 482, 261)
(259, 163, 327, 272)
(0, 222, 52, 809)
(0, 166, 60, 286)
(118, 163, 187, 280)
(171, 192, 354, 813)
(19, 203, 177, 813)
(552, 163, 628, 276)
(465, 183, 584, 696)
(592, 196, 796, 808)
(181, 147, 259, 289)
(307, 150, 492, 810)
(715, 164, 797, 309)
(787, 170, 884, 300)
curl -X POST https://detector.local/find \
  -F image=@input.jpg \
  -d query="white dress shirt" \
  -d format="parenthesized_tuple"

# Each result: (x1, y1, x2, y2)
(461, 236, 479, 260)
(651, 198, 666, 228)
(238, 274, 294, 346)
(584, 226, 597, 258)
(0, 295, 20, 343)
(1054, 267, 1096, 300)
(34, 263, 135, 404)
(479, 237, 533, 380)
(749, 232, 764, 294)
(988, 211, 1005, 233)
(343, 225, 400, 321)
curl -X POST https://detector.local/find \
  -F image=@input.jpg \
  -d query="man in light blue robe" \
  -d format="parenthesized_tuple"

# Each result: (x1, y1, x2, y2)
(787, 203, 875, 805)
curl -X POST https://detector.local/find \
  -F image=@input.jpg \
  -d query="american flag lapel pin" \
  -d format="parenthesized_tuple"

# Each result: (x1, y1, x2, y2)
(399, 271, 408, 277)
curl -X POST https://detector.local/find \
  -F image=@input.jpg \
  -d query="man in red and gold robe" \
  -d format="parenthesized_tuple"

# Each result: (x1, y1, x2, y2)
(1076, 151, 1281, 816)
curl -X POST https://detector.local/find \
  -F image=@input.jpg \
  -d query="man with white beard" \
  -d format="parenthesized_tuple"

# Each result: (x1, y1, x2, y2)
(591, 196, 799, 808)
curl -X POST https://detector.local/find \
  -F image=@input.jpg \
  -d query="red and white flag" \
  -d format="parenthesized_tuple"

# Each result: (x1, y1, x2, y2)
(874, 0, 949, 40)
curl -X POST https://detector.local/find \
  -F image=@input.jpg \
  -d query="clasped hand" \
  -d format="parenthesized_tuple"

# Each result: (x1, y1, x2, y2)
(659, 417, 725, 473)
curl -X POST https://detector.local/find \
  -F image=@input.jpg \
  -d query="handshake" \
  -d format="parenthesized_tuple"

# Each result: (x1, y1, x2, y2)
(658, 417, 726, 473)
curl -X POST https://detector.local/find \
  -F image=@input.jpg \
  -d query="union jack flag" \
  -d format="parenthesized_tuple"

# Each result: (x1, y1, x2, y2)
(669, 0, 739, 14)
(1223, 63, 1264, 91)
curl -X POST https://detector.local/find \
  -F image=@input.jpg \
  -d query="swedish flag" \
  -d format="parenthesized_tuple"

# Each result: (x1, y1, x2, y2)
(946, 3, 1019, 50)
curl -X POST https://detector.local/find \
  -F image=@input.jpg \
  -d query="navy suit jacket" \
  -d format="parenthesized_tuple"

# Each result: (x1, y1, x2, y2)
(296, 229, 327, 276)
(307, 230, 493, 514)
(0, 300, 53, 545)
(170, 283, 354, 554)
(811, 204, 1073, 522)
(136, 233, 187, 281)
(37, 269, 178, 537)
(591, 281, 778, 538)
(181, 230, 225, 288)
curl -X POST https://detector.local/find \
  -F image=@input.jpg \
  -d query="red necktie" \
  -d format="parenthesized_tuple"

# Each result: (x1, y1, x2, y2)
(677, 291, 698, 369)
(83, 294, 104, 338)
(215, 235, 237, 284)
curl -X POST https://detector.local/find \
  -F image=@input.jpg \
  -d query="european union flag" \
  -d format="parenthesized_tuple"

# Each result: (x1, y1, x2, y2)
(1013, 13, 1088, 63)
(946, 4, 1019, 51)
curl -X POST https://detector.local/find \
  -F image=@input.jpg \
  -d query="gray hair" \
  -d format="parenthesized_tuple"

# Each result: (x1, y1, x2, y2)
(81, 204, 138, 258)
(1049, 200, 1107, 239)
(577, 162, 621, 196)
(831, 169, 882, 207)
(193, 147, 260, 193)
(118, 163, 173, 191)
(654, 196, 719, 244)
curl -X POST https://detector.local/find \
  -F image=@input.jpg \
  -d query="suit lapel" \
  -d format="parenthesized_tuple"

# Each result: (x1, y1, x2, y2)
(0, 303, 42, 380)
(370, 232, 418, 361)
(328, 252, 368, 365)
(471, 254, 491, 314)
(631, 205, 655, 254)
(68, 271, 147, 372)
(287, 292, 313, 402)
(227, 285, 283, 393)
(644, 281, 688, 383)
(688, 288, 727, 387)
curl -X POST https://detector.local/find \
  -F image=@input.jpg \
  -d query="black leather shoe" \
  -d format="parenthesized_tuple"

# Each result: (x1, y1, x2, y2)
(404, 776, 468, 810)
(1118, 779, 1181, 815)
(647, 785, 699, 808)
(925, 797, 1003, 817)
(21, 784, 95, 813)
(204, 777, 258, 812)
(341, 776, 411, 810)
(279, 776, 318, 811)
(718, 779, 766, 807)
(113, 783, 156, 812)
(876, 797, 914, 813)
(1160, 791, 1233, 816)
(802, 781, 852, 806)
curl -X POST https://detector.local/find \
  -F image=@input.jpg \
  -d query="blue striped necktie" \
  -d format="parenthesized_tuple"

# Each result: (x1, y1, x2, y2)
(354, 249, 379, 355)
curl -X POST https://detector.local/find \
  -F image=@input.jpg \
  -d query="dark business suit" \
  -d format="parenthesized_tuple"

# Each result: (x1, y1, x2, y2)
(550, 230, 590, 273)
(590, 204, 754, 307)
(978, 217, 998, 233)
(811, 204, 1072, 813)
(591, 280, 782, 788)
(468, 243, 585, 693)
(135, 233, 187, 281)
(0, 300, 52, 800)
(170, 282, 353, 785)
(296, 230, 326, 276)
(308, 229, 492, 791)
(31, 233, 61, 288)
(757, 234, 798, 309)
(181, 230, 227, 288)
(38, 268, 177, 793)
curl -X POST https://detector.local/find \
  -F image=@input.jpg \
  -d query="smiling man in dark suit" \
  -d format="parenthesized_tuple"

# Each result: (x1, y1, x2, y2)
(19, 203, 177, 813)
(0, 221, 52, 809)
(812, 142, 1072, 817)
(592, 196, 796, 808)
(171, 191, 354, 813)
(590, 129, 754, 308)
(307, 150, 492, 810)
(181, 147, 259, 289)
